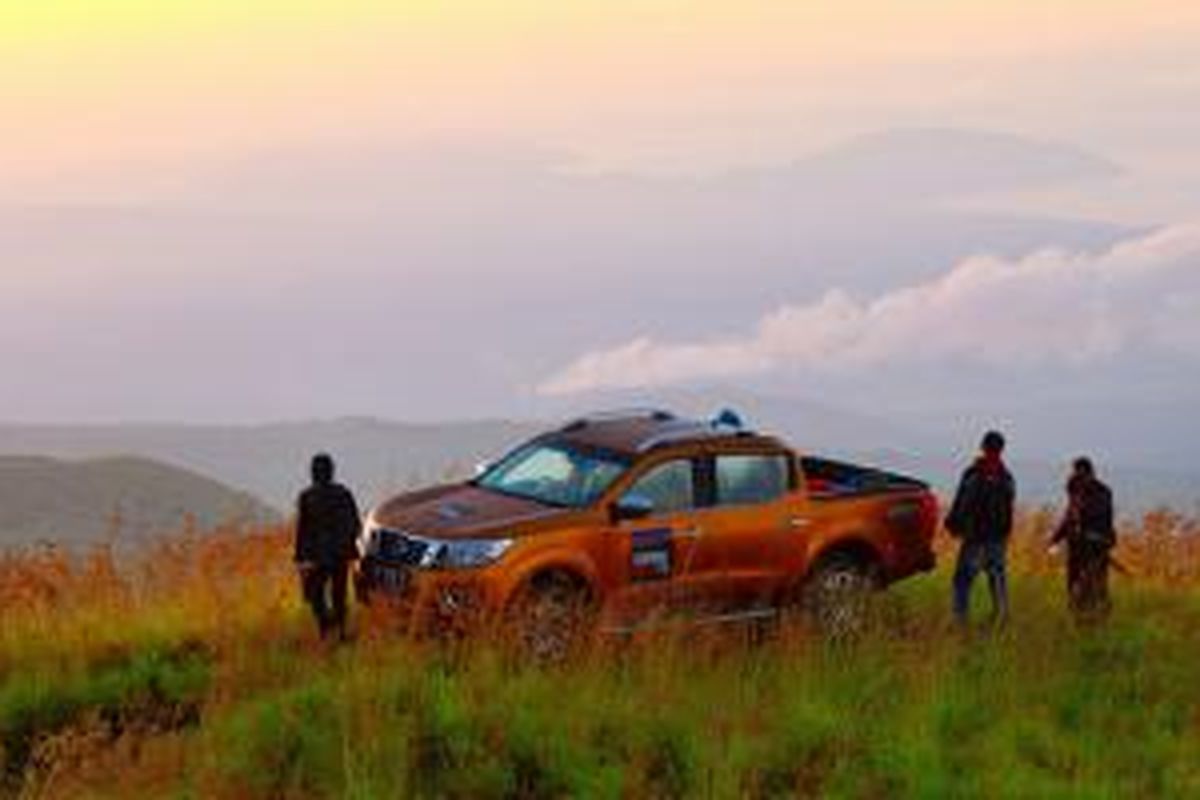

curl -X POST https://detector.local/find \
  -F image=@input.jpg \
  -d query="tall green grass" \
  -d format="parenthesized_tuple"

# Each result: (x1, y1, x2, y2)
(184, 577, 1200, 799)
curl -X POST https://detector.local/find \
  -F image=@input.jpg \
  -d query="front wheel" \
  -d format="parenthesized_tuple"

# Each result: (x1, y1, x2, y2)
(504, 572, 595, 664)
(796, 555, 880, 640)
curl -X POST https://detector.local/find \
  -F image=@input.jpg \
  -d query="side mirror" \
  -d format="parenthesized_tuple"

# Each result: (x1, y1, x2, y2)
(612, 493, 655, 522)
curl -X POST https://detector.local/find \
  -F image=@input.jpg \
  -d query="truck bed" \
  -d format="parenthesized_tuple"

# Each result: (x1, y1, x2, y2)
(801, 456, 928, 499)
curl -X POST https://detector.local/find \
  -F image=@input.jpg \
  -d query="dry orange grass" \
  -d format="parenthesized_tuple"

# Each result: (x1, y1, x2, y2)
(2, 507, 1198, 674)
(968, 506, 1200, 587)
(0, 523, 298, 677)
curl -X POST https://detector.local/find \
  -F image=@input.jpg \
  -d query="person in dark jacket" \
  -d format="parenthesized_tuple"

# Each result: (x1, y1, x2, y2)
(1050, 457, 1116, 625)
(296, 453, 362, 640)
(946, 431, 1016, 627)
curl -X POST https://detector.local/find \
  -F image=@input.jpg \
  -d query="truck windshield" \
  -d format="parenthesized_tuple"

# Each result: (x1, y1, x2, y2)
(476, 441, 628, 508)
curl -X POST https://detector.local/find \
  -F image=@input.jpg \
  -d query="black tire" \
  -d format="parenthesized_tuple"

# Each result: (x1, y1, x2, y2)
(505, 572, 595, 664)
(797, 554, 880, 640)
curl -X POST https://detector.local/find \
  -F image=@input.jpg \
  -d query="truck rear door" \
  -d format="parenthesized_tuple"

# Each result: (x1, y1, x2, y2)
(692, 450, 803, 615)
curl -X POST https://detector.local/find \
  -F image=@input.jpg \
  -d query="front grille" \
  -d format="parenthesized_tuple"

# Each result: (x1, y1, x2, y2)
(376, 529, 430, 566)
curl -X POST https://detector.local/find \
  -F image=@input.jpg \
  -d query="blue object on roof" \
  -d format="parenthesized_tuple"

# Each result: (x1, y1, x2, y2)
(712, 408, 745, 431)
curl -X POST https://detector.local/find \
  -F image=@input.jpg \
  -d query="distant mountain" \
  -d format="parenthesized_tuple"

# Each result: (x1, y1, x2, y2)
(162, 127, 1122, 212)
(0, 401, 1195, 551)
(535, 387, 1200, 510)
(533, 386, 931, 455)
(0, 419, 542, 514)
(2, 395, 937, 516)
(725, 128, 1121, 200)
(0, 455, 277, 549)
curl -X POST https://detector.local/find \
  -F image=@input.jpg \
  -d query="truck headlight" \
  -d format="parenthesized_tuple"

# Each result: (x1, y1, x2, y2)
(358, 513, 379, 558)
(430, 538, 513, 569)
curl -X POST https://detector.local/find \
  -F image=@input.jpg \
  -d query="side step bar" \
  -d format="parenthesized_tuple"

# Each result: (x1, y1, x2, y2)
(600, 606, 779, 636)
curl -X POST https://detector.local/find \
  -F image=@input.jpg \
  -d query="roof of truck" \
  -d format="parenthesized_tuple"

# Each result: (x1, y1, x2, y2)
(549, 409, 786, 456)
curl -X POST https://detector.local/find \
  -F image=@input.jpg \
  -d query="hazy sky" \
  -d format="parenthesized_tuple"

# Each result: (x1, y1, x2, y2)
(3, 0, 1200, 450)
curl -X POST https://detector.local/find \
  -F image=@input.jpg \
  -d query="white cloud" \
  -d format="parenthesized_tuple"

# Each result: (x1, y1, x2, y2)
(537, 222, 1200, 395)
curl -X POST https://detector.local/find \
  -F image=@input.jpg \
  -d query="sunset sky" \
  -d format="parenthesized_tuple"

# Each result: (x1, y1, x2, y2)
(5, 1, 1200, 191)
(2, 1, 1200, 445)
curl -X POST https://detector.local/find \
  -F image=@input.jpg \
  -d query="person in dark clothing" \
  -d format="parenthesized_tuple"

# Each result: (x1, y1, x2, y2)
(946, 431, 1017, 627)
(1050, 457, 1116, 625)
(296, 453, 362, 640)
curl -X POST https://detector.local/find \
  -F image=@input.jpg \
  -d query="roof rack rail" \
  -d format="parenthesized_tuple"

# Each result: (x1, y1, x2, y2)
(636, 408, 758, 452)
(560, 408, 676, 432)
(635, 418, 716, 452)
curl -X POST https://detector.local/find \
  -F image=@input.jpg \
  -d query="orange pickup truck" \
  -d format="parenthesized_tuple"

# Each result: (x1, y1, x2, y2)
(357, 410, 937, 654)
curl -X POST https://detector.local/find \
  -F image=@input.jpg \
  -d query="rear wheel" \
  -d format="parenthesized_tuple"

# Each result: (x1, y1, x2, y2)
(797, 554, 880, 640)
(505, 571, 594, 663)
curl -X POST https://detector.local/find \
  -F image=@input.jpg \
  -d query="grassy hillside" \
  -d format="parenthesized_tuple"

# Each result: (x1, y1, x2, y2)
(0, 511, 1197, 798)
(0, 456, 277, 549)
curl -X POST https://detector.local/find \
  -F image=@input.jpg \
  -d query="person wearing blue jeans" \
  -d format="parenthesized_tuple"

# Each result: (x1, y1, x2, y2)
(952, 536, 1009, 623)
(945, 431, 1016, 626)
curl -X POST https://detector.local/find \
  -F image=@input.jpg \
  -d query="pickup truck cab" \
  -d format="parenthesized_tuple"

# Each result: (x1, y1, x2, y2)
(357, 410, 937, 654)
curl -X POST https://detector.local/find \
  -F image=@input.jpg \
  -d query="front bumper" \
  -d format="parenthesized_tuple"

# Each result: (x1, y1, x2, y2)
(355, 557, 500, 635)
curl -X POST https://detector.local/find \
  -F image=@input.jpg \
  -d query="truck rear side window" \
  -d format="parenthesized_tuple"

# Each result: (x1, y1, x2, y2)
(622, 459, 696, 515)
(714, 455, 789, 506)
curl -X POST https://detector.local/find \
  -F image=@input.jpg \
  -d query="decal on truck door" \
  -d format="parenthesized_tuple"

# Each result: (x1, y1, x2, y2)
(630, 528, 673, 582)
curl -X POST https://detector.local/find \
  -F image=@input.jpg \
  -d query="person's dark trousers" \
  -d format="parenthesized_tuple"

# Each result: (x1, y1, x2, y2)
(1068, 542, 1111, 625)
(301, 561, 350, 639)
(952, 537, 1009, 625)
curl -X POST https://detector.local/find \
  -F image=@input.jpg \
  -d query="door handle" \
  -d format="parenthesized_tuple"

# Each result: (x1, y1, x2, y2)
(676, 526, 702, 539)
(789, 517, 811, 529)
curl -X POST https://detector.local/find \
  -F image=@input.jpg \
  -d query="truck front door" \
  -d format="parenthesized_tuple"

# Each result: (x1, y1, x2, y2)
(607, 455, 724, 627)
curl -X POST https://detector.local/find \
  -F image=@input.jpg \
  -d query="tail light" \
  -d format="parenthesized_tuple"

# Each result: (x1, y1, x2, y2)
(917, 491, 940, 540)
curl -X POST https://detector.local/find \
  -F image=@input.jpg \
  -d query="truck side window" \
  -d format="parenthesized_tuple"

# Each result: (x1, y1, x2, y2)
(715, 454, 789, 506)
(621, 459, 696, 515)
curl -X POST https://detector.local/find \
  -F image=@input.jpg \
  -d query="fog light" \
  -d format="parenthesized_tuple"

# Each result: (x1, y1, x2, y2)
(437, 584, 477, 614)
